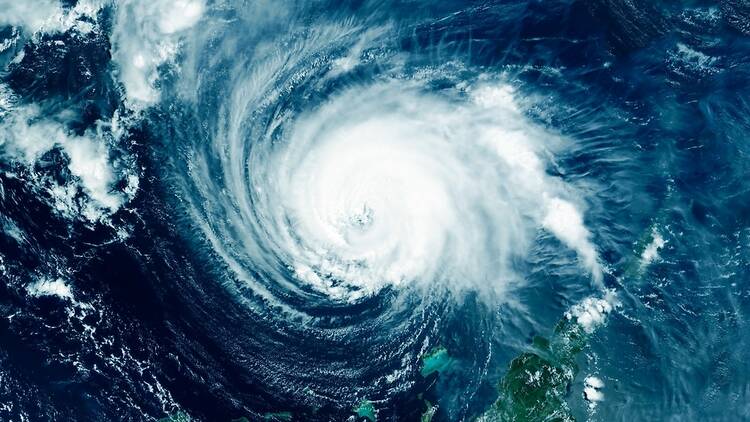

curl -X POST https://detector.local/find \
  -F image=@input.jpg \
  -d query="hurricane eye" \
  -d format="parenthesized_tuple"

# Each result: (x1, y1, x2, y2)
(347, 204, 373, 229)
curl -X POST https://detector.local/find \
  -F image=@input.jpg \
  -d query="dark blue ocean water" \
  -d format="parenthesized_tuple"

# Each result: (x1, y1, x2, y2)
(0, 1, 749, 421)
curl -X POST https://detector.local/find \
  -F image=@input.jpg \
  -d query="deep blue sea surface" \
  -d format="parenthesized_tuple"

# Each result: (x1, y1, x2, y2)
(1, 1, 749, 421)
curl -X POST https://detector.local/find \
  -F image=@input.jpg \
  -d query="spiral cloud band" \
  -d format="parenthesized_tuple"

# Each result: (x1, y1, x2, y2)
(185, 68, 601, 306)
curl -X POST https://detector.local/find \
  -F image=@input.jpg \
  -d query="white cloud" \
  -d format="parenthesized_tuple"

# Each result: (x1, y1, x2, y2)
(111, 0, 205, 106)
(0, 97, 136, 222)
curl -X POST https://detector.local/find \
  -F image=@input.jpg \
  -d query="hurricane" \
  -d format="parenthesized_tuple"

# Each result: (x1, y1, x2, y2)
(1, 1, 749, 421)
